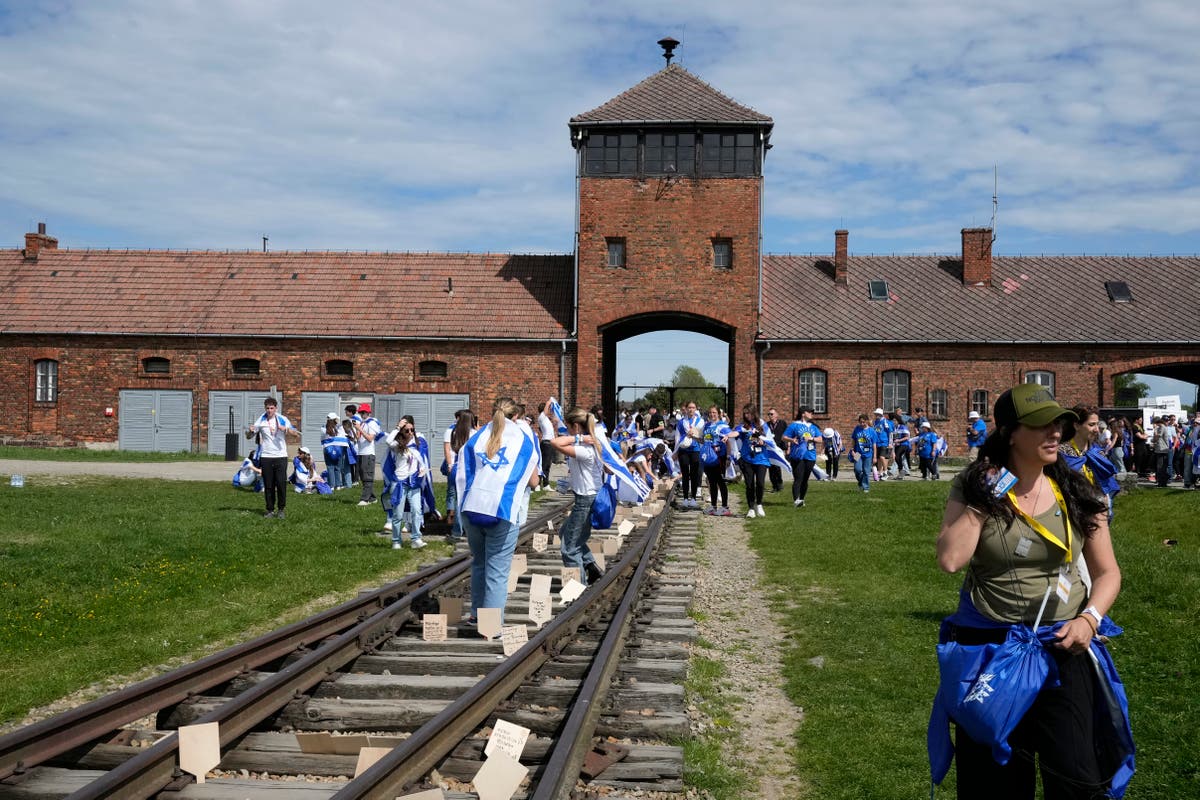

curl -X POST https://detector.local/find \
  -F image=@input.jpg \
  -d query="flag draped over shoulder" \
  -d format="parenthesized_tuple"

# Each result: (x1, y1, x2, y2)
(548, 397, 567, 434)
(594, 428, 651, 501)
(758, 421, 793, 476)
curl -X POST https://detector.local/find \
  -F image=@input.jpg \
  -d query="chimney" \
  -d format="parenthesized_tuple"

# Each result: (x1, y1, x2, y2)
(834, 229, 848, 285)
(961, 227, 992, 287)
(24, 222, 58, 261)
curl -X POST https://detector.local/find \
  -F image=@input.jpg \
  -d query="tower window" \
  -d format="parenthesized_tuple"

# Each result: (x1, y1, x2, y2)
(585, 133, 638, 175)
(701, 131, 757, 175)
(644, 132, 695, 176)
(712, 239, 732, 270)
(606, 238, 627, 269)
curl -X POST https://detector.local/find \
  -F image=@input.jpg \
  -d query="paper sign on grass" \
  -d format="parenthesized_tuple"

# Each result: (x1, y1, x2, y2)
(178, 722, 220, 784)
(439, 597, 464, 623)
(353, 746, 392, 777)
(422, 614, 447, 642)
(485, 719, 531, 761)
(477, 608, 503, 640)
(559, 578, 585, 604)
(532, 532, 548, 552)
(501, 624, 528, 656)
(473, 751, 529, 800)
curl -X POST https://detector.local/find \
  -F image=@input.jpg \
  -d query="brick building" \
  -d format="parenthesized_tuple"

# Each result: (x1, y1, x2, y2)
(2, 53, 1198, 453)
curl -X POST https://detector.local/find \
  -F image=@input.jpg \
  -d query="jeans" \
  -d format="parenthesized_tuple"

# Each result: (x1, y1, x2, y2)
(741, 461, 767, 508)
(326, 458, 348, 489)
(358, 453, 376, 502)
(260, 456, 288, 512)
(559, 492, 598, 584)
(444, 481, 463, 537)
(463, 516, 521, 620)
(852, 453, 871, 490)
(391, 484, 424, 544)
(789, 457, 815, 502)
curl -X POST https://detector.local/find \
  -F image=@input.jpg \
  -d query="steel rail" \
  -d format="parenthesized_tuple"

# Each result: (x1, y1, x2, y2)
(0, 553, 461, 782)
(529, 493, 671, 799)
(329, 498, 669, 799)
(59, 502, 568, 800)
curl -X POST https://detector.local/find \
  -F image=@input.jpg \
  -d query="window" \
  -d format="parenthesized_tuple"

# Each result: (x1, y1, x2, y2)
(868, 280, 889, 301)
(606, 238, 626, 269)
(797, 369, 827, 414)
(585, 132, 638, 175)
(701, 131, 757, 175)
(35, 359, 58, 403)
(644, 132, 695, 176)
(325, 359, 354, 378)
(929, 388, 948, 419)
(712, 239, 732, 270)
(971, 389, 989, 417)
(1105, 281, 1133, 302)
(419, 360, 448, 379)
(231, 358, 260, 376)
(882, 370, 910, 413)
(1025, 370, 1055, 395)
(142, 356, 170, 374)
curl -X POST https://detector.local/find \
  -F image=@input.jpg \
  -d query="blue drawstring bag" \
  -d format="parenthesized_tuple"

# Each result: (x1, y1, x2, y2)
(699, 442, 718, 466)
(315, 481, 333, 495)
(590, 479, 618, 529)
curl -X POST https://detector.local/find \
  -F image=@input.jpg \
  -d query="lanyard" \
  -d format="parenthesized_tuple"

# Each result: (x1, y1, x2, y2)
(1007, 478, 1073, 562)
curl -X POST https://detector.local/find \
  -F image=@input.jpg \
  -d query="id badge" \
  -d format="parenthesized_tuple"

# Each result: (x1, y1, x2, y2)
(1014, 536, 1033, 558)
(1055, 567, 1072, 604)
(991, 467, 1018, 497)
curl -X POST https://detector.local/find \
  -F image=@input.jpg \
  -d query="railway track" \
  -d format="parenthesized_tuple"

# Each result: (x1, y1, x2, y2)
(0, 480, 700, 800)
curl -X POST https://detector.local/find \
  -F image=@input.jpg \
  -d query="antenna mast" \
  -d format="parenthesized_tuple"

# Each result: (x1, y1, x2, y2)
(990, 166, 998, 244)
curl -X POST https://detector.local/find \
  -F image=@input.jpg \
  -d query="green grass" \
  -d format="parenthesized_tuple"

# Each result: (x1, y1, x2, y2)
(747, 479, 1198, 800)
(680, 653, 750, 799)
(0, 478, 449, 724)
(0, 445, 224, 462)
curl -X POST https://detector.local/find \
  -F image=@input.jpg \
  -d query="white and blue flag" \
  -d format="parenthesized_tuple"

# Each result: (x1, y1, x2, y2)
(548, 397, 568, 435)
(759, 422, 793, 476)
(595, 428, 651, 501)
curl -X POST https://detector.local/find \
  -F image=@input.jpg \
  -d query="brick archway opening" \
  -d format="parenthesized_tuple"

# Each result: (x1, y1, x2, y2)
(599, 312, 734, 428)
(1109, 362, 1200, 408)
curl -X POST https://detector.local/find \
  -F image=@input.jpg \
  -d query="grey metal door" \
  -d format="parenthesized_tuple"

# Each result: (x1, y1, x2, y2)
(301, 392, 341, 453)
(118, 390, 193, 452)
(207, 391, 276, 456)
(375, 393, 469, 458)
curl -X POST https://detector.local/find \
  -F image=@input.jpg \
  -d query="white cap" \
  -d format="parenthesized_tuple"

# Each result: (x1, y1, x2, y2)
(873, 408, 884, 415)
(823, 427, 835, 438)
(968, 411, 980, 419)
(327, 412, 340, 420)
(921, 421, 932, 429)
(298, 446, 311, 454)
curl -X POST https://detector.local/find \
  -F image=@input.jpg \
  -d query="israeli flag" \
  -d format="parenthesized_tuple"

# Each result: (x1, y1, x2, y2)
(595, 428, 651, 501)
(548, 397, 568, 435)
(759, 423, 793, 476)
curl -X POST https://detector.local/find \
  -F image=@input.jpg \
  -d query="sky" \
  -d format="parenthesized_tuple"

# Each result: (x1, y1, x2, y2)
(1, 1, 1197, 396)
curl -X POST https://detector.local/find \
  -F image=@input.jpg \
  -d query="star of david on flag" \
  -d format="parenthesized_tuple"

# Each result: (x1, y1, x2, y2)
(479, 446, 510, 471)
(594, 428, 651, 501)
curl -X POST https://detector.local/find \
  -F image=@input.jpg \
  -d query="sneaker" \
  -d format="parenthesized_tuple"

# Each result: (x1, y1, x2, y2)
(793, 499, 803, 507)
(356, 500, 371, 507)
(705, 505, 716, 515)
(392, 541, 402, 549)
(411, 539, 427, 550)
(756, 504, 766, 516)
(746, 508, 756, 518)
(263, 510, 276, 518)
(383, 521, 394, 533)
(276, 510, 285, 520)
(720, 507, 732, 516)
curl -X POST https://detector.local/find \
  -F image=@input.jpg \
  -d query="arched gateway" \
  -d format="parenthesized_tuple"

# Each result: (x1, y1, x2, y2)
(568, 54, 773, 421)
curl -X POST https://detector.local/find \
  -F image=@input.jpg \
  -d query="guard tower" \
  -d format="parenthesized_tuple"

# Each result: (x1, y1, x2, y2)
(568, 39, 774, 418)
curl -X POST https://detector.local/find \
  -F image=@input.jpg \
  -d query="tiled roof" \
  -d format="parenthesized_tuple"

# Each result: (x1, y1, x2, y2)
(761, 254, 1200, 343)
(570, 64, 772, 126)
(0, 250, 573, 339)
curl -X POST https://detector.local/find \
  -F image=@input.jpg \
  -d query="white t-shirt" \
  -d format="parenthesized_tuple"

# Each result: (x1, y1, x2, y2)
(252, 413, 294, 458)
(356, 417, 381, 457)
(537, 412, 555, 441)
(568, 443, 603, 496)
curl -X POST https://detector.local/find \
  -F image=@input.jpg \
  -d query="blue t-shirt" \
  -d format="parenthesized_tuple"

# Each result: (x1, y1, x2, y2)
(676, 414, 705, 452)
(851, 425, 876, 457)
(872, 418, 893, 448)
(784, 420, 821, 461)
(893, 423, 911, 450)
(702, 421, 732, 457)
(735, 423, 771, 465)
(918, 430, 939, 459)
(967, 418, 988, 447)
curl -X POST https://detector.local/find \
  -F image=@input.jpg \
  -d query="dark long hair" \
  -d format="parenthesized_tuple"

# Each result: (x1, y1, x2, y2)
(450, 409, 473, 454)
(959, 425, 1107, 540)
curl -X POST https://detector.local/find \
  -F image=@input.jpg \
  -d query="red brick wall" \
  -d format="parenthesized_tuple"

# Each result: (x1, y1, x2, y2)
(576, 175, 762, 411)
(760, 342, 1191, 453)
(0, 335, 570, 448)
